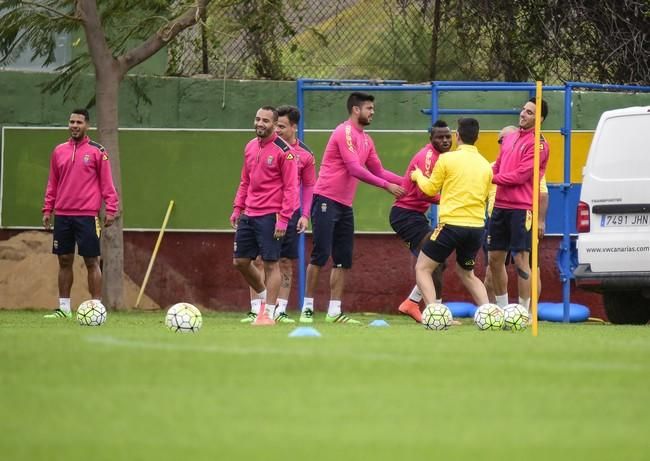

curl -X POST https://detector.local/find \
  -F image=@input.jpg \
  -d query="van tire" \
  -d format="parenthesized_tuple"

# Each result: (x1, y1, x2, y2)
(603, 291, 650, 325)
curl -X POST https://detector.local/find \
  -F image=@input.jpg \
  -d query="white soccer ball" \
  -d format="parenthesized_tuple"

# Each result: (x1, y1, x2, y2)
(474, 303, 504, 330)
(165, 303, 202, 333)
(503, 303, 530, 331)
(422, 303, 453, 330)
(77, 299, 107, 326)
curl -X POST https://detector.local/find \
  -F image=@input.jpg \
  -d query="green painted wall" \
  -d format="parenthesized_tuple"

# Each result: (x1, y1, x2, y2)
(1, 70, 648, 231)
(2, 70, 648, 130)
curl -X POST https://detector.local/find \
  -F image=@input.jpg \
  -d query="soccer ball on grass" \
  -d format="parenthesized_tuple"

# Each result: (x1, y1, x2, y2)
(421, 303, 453, 330)
(473, 303, 504, 330)
(165, 303, 202, 333)
(77, 299, 107, 326)
(503, 303, 530, 331)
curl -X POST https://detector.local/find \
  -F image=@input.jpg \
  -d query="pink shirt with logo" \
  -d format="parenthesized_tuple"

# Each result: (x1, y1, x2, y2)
(43, 136, 119, 216)
(393, 143, 442, 213)
(291, 140, 316, 218)
(493, 128, 550, 210)
(313, 120, 402, 207)
(233, 133, 299, 230)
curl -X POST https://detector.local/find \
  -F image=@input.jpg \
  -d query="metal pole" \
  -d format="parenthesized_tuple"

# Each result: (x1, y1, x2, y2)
(296, 79, 306, 311)
(561, 83, 574, 322)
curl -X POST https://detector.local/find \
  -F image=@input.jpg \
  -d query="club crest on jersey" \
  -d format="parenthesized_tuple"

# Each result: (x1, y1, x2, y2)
(102, 154, 109, 161)
(83, 154, 91, 164)
(267, 155, 273, 165)
(286, 152, 294, 160)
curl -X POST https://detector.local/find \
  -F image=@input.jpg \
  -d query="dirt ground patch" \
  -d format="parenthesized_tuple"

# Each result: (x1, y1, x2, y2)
(0, 231, 158, 310)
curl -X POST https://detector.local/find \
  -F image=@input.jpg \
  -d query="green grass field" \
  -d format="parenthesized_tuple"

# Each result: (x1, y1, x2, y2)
(1, 311, 649, 461)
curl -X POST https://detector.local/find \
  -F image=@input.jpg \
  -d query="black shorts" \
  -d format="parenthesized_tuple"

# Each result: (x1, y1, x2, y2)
(487, 208, 532, 253)
(233, 213, 282, 262)
(280, 210, 301, 259)
(482, 218, 513, 264)
(52, 215, 101, 257)
(309, 194, 354, 269)
(389, 206, 432, 257)
(421, 223, 483, 270)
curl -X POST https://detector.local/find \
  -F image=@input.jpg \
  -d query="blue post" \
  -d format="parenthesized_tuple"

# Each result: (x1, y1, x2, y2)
(430, 82, 438, 124)
(296, 79, 306, 311)
(561, 84, 574, 322)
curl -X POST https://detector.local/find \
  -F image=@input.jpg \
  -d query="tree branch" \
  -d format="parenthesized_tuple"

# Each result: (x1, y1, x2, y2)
(118, 0, 209, 75)
(21, 1, 80, 21)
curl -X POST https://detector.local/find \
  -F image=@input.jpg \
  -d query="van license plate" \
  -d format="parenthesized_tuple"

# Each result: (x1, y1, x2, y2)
(601, 214, 650, 227)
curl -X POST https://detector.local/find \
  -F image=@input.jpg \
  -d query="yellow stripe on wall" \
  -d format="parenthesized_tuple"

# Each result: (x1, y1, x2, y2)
(473, 131, 593, 183)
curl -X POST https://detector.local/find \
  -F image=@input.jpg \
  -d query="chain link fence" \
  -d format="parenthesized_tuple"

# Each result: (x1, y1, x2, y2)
(167, 0, 649, 84)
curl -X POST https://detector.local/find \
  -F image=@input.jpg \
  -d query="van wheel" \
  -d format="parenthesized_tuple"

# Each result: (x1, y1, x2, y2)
(603, 291, 650, 325)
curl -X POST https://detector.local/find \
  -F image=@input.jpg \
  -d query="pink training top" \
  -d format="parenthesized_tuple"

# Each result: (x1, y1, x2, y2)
(393, 143, 442, 213)
(493, 127, 550, 210)
(313, 120, 402, 207)
(291, 139, 316, 218)
(42, 136, 119, 216)
(233, 132, 299, 230)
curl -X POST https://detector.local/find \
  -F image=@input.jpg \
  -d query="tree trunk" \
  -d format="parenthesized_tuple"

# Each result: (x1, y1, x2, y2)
(77, 0, 125, 309)
(96, 68, 125, 309)
(75, 0, 208, 309)
(429, 0, 442, 81)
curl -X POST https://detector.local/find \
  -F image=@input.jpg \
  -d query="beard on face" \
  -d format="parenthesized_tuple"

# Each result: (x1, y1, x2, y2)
(256, 125, 273, 138)
(358, 114, 371, 126)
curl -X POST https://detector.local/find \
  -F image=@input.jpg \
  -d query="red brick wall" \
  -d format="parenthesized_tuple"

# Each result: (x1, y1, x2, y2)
(122, 231, 605, 318)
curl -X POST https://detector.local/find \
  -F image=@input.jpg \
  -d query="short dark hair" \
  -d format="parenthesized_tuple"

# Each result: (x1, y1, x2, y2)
(429, 119, 448, 132)
(71, 108, 90, 121)
(347, 92, 374, 114)
(528, 97, 548, 120)
(277, 105, 300, 125)
(259, 105, 278, 121)
(457, 117, 479, 144)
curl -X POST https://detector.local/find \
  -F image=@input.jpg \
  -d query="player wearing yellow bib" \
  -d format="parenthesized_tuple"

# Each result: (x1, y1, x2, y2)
(411, 118, 492, 307)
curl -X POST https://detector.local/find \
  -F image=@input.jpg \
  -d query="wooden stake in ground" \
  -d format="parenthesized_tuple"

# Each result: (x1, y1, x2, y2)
(135, 200, 175, 308)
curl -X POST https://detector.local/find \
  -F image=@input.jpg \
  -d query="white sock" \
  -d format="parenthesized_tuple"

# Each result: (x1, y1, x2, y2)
(519, 297, 531, 310)
(250, 298, 262, 315)
(264, 303, 276, 317)
(327, 300, 342, 317)
(408, 286, 422, 302)
(435, 298, 443, 304)
(59, 298, 71, 313)
(276, 298, 288, 314)
(303, 297, 314, 312)
(257, 289, 267, 302)
(495, 294, 508, 308)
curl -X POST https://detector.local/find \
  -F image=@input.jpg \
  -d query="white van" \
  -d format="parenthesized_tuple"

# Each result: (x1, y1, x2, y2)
(574, 106, 650, 324)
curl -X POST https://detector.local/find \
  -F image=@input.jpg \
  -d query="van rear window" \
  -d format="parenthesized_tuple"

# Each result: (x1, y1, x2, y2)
(591, 113, 650, 180)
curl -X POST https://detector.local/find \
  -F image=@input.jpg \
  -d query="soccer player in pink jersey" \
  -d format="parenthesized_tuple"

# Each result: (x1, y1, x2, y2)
(42, 108, 119, 319)
(299, 92, 405, 324)
(389, 120, 452, 322)
(487, 98, 550, 312)
(242, 105, 316, 324)
(231, 106, 299, 325)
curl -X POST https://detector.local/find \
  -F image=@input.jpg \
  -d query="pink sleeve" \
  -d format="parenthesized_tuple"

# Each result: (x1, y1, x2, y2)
(98, 151, 119, 215)
(412, 151, 439, 204)
(493, 142, 547, 186)
(42, 150, 59, 214)
(277, 152, 299, 230)
(335, 129, 388, 189)
(233, 154, 250, 212)
(300, 157, 316, 217)
(492, 152, 502, 180)
(365, 147, 402, 184)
